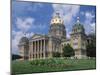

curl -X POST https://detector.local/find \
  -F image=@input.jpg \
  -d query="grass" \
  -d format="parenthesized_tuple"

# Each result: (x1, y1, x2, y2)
(11, 58, 96, 74)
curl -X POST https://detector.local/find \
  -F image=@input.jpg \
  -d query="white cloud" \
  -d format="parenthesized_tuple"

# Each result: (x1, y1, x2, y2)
(67, 32, 71, 39)
(66, 29, 71, 39)
(25, 32, 34, 38)
(52, 4, 80, 25)
(12, 31, 23, 54)
(16, 17, 35, 32)
(32, 23, 46, 30)
(16, 17, 46, 32)
(85, 12, 95, 21)
(80, 11, 85, 15)
(84, 11, 95, 25)
(84, 11, 95, 34)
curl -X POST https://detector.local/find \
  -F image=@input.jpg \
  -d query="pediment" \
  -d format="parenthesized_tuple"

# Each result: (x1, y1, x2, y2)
(31, 34, 45, 40)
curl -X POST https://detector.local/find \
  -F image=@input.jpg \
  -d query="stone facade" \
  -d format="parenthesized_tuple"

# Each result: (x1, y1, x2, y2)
(18, 13, 87, 60)
(49, 12, 66, 41)
(70, 17, 87, 59)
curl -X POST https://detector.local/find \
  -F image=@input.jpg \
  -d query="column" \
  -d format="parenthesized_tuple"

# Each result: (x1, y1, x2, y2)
(36, 41, 38, 59)
(43, 39, 46, 59)
(33, 42, 36, 59)
(42, 40, 43, 58)
(33, 42, 34, 59)
(45, 40, 47, 58)
(60, 44, 63, 57)
(40, 40, 42, 59)
(28, 43, 30, 60)
(37, 41, 39, 59)
(30, 42, 33, 60)
(48, 38, 52, 58)
(34, 41, 36, 59)
(38, 40, 40, 59)
(38, 40, 39, 59)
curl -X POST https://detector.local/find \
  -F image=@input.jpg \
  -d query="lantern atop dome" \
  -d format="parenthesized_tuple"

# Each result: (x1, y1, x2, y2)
(50, 12, 64, 25)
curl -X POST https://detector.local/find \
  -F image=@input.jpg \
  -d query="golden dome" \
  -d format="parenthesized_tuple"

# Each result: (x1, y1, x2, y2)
(50, 12, 64, 25)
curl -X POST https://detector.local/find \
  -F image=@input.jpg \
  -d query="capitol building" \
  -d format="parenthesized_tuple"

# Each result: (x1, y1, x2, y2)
(18, 12, 88, 60)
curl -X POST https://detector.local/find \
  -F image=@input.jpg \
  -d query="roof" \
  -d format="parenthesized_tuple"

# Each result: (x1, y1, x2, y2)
(19, 37, 29, 44)
(50, 12, 64, 25)
(29, 34, 48, 40)
(72, 17, 85, 33)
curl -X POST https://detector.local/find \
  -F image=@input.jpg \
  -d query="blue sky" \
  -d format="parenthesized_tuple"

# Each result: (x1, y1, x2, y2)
(12, 0, 96, 54)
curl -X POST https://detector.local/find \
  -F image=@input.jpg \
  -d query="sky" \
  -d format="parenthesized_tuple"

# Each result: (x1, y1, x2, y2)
(11, 0, 96, 54)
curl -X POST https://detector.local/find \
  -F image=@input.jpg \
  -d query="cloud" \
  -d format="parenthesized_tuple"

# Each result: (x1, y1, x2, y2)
(52, 4, 80, 25)
(32, 23, 46, 30)
(66, 29, 71, 39)
(52, 4, 80, 38)
(12, 1, 43, 16)
(83, 11, 95, 34)
(16, 17, 35, 32)
(85, 12, 95, 21)
(12, 31, 23, 54)
(80, 11, 85, 15)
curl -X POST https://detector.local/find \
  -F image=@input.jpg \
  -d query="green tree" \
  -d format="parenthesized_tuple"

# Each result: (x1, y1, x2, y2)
(62, 44, 75, 57)
(86, 43, 96, 57)
(12, 54, 22, 60)
(87, 33, 96, 57)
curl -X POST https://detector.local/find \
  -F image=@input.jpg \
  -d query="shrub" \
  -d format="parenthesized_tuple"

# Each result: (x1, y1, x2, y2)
(62, 44, 75, 57)
(52, 52, 61, 57)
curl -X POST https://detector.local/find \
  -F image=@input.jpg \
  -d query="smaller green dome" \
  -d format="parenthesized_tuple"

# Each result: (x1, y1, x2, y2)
(72, 17, 85, 33)
(74, 23, 84, 30)
(19, 37, 29, 45)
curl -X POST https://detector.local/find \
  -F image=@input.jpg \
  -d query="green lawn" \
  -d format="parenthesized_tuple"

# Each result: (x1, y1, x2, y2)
(11, 58, 96, 74)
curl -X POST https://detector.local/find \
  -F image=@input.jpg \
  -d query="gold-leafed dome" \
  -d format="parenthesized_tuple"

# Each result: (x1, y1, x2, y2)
(50, 12, 64, 25)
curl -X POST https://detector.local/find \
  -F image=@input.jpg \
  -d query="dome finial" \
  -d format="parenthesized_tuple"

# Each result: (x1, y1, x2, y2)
(55, 10, 60, 18)
(77, 16, 80, 23)
(56, 12, 60, 16)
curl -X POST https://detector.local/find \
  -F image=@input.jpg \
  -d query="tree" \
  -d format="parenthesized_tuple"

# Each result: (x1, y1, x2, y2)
(86, 33, 96, 57)
(12, 54, 22, 60)
(62, 44, 75, 57)
(52, 52, 60, 57)
(86, 43, 96, 57)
